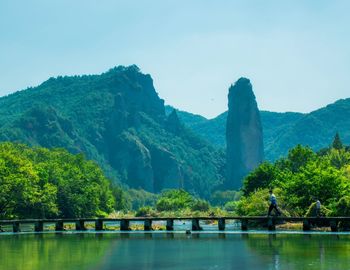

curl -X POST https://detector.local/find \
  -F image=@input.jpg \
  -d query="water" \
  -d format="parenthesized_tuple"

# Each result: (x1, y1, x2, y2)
(1, 231, 350, 270)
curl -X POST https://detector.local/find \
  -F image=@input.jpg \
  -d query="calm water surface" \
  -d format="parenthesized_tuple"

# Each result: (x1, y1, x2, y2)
(1, 232, 350, 270)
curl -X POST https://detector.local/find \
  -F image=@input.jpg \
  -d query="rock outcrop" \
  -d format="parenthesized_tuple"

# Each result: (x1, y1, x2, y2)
(225, 78, 264, 189)
(0, 65, 225, 196)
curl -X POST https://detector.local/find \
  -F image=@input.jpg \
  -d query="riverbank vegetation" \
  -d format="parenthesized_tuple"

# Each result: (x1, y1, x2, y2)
(236, 134, 350, 217)
(1, 134, 350, 220)
(0, 142, 114, 219)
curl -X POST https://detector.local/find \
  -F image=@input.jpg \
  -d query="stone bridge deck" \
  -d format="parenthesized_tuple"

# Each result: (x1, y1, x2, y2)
(1, 216, 349, 233)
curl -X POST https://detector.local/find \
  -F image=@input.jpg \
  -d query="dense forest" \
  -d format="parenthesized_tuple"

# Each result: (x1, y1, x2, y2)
(1, 135, 350, 219)
(0, 142, 114, 219)
(236, 134, 350, 217)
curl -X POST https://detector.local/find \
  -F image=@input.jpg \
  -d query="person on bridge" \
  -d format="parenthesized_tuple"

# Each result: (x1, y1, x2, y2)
(268, 189, 281, 216)
(316, 199, 321, 217)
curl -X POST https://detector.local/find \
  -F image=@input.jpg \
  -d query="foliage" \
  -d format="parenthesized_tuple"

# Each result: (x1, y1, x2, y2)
(333, 132, 344, 150)
(278, 145, 316, 173)
(135, 206, 157, 217)
(236, 188, 290, 216)
(156, 189, 194, 211)
(305, 202, 331, 217)
(130, 189, 221, 216)
(236, 189, 270, 216)
(210, 190, 241, 206)
(243, 162, 277, 195)
(127, 188, 158, 210)
(0, 66, 225, 198)
(191, 199, 210, 212)
(0, 142, 115, 219)
(332, 196, 350, 217)
(239, 143, 350, 217)
(111, 184, 131, 211)
(224, 201, 238, 212)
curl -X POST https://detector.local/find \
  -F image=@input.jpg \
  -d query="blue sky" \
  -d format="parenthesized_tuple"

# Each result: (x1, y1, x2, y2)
(1, 0, 349, 118)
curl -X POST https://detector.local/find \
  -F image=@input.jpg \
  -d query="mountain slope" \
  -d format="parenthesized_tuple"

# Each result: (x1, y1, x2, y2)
(173, 99, 350, 161)
(266, 98, 350, 159)
(0, 66, 225, 197)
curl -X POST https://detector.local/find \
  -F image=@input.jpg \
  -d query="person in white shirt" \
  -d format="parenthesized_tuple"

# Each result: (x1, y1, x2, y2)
(316, 199, 321, 217)
(268, 190, 281, 216)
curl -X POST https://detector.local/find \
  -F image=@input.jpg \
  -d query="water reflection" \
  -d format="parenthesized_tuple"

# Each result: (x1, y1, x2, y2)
(1, 232, 350, 270)
(245, 233, 350, 270)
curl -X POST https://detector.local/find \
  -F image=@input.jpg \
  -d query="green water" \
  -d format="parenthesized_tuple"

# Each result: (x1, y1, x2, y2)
(1, 232, 350, 270)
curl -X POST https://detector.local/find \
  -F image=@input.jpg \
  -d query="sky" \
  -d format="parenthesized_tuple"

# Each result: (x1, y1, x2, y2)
(1, 0, 350, 118)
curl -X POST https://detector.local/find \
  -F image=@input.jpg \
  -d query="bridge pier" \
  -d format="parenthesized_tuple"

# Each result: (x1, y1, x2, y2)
(144, 220, 152, 231)
(192, 219, 202, 231)
(120, 220, 130, 231)
(241, 219, 248, 231)
(166, 219, 174, 231)
(95, 219, 103, 231)
(218, 218, 225, 231)
(75, 220, 86, 231)
(13, 222, 20, 233)
(2, 216, 349, 234)
(268, 218, 275, 231)
(303, 219, 311, 231)
(330, 220, 338, 232)
(55, 220, 64, 231)
(35, 221, 44, 232)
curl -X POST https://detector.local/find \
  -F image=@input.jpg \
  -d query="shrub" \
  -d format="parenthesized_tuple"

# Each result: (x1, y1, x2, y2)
(135, 206, 156, 217)
(305, 202, 331, 217)
(156, 189, 194, 211)
(191, 199, 210, 211)
(224, 201, 238, 212)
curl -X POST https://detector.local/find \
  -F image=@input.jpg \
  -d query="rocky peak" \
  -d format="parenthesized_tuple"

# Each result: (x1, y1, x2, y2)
(225, 77, 264, 189)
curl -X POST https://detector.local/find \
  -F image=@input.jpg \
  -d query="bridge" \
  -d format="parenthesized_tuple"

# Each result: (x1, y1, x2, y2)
(1, 216, 349, 233)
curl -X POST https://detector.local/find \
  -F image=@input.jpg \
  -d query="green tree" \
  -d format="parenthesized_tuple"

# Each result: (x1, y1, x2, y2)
(210, 190, 241, 206)
(156, 189, 194, 211)
(332, 132, 344, 150)
(0, 142, 115, 219)
(277, 145, 316, 173)
(243, 162, 278, 195)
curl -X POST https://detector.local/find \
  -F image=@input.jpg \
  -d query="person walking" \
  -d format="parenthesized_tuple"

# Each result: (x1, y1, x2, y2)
(316, 199, 321, 217)
(268, 189, 281, 216)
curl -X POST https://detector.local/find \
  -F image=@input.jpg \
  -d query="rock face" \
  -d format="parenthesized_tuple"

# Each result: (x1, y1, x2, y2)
(226, 78, 264, 189)
(0, 65, 224, 197)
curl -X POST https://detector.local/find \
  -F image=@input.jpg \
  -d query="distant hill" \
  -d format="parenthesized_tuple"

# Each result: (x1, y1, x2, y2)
(0, 66, 225, 198)
(169, 98, 350, 161)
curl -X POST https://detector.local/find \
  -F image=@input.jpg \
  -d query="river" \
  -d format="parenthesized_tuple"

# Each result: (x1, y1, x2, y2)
(1, 231, 350, 270)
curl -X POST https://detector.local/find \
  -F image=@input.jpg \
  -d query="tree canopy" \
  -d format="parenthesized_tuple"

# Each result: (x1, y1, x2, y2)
(238, 140, 350, 217)
(0, 142, 115, 219)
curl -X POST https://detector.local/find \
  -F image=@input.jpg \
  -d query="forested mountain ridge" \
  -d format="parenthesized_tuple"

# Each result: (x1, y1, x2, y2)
(0, 66, 225, 198)
(169, 98, 350, 161)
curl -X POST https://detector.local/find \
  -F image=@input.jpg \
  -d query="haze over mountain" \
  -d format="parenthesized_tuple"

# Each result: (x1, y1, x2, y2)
(0, 66, 225, 198)
(169, 98, 350, 161)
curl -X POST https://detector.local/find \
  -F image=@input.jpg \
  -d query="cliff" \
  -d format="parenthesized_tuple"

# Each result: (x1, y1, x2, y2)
(225, 78, 264, 188)
(0, 65, 224, 197)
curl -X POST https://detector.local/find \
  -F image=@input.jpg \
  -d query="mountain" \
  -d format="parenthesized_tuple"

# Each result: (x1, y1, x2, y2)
(0, 65, 225, 198)
(172, 99, 350, 161)
(265, 98, 350, 159)
(225, 78, 263, 189)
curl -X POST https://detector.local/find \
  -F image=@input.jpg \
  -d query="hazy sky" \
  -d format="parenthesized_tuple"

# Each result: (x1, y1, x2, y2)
(1, 0, 349, 118)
